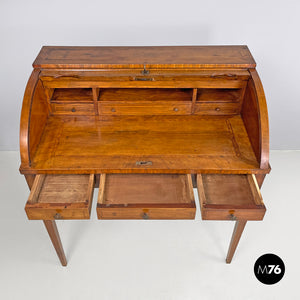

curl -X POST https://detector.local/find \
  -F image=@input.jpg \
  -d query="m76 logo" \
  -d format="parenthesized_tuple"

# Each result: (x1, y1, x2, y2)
(257, 265, 282, 274)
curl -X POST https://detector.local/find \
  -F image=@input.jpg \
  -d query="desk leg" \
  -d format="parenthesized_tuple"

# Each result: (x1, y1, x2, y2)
(226, 220, 247, 264)
(43, 220, 67, 266)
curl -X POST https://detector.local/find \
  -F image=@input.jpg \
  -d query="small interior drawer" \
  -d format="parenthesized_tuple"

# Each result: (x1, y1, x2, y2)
(97, 174, 196, 219)
(51, 103, 95, 115)
(197, 174, 266, 220)
(25, 174, 95, 220)
(98, 101, 191, 115)
(194, 102, 240, 115)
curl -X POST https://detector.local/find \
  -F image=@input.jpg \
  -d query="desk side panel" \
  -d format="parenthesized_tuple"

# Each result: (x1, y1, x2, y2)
(20, 69, 49, 168)
(242, 69, 269, 169)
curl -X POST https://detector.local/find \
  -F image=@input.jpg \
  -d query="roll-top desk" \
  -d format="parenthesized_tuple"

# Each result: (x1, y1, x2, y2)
(20, 46, 270, 266)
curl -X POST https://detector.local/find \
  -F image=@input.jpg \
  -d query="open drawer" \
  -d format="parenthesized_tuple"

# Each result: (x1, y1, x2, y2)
(97, 174, 196, 219)
(197, 174, 266, 220)
(25, 174, 95, 220)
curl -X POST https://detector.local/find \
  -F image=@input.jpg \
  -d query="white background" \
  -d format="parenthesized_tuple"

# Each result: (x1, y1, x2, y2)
(0, 0, 300, 150)
(0, 1, 299, 299)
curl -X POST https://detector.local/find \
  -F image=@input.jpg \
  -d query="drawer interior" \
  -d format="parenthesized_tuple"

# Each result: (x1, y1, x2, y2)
(100, 88, 193, 101)
(196, 88, 243, 102)
(197, 174, 266, 220)
(25, 174, 94, 220)
(51, 88, 93, 103)
(97, 174, 196, 219)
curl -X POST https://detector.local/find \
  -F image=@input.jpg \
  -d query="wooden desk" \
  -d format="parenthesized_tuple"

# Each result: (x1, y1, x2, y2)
(20, 46, 270, 266)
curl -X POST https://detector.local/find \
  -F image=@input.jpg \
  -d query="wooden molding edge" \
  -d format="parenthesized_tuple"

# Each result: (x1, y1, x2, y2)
(249, 69, 269, 169)
(19, 69, 41, 166)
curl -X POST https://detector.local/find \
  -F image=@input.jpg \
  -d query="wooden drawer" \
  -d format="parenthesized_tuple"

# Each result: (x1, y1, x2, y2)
(197, 174, 266, 220)
(99, 101, 191, 115)
(194, 102, 241, 115)
(25, 174, 95, 220)
(97, 174, 196, 219)
(51, 103, 95, 115)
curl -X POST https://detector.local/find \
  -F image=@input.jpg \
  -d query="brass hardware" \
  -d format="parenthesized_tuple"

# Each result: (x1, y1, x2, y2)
(215, 107, 220, 112)
(134, 77, 153, 81)
(142, 212, 149, 220)
(229, 213, 237, 221)
(173, 107, 179, 112)
(111, 108, 116, 112)
(53, 75, 80, 79)
(54, 213, 62, 220)
(136, 161, 152, 166)
(71, 107, 76, 112)
(141, 63, 150, 75)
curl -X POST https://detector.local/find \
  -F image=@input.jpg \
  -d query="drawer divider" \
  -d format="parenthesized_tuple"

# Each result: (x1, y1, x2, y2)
(27, 174, 45, 204)
(247, 174, 264, 205)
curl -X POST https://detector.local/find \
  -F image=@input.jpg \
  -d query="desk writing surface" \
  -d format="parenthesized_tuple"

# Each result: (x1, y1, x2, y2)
(28, 115, 261, 174)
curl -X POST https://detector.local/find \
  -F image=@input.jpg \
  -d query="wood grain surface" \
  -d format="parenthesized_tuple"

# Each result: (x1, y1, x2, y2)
(25, 174, 94, 220)
(19, 115, 267, 174)
(197, 174, 266, 220)
(33, 46, 256, 69)
(97, 174, 196, 219)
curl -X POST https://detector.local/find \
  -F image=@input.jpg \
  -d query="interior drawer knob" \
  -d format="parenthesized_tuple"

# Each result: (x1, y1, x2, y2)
(142, 212, 149, 220)
(111, 108, 116, 112)
(71, 107, 76, 112)
(173, 107, 179, 112)
(215, 107, 220, 112)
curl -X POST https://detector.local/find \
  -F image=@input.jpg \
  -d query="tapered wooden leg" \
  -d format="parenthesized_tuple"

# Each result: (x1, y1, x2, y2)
(226, 220, 247, 264)
(43, 220, 67, 266)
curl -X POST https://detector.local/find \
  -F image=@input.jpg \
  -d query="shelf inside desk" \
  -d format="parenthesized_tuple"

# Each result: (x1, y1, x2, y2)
(29, 115, 260, 173)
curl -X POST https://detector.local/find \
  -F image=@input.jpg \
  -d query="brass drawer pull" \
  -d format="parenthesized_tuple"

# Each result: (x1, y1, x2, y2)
(142, 212, 149, 220)
(54, 213, 62, 220)
(136, 161, 152, 166)
(229, 213, 237, 221)
(134, 77, 154, 81)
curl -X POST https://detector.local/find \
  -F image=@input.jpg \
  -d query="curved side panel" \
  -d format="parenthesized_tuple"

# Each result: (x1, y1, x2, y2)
(20, 69, 48, 167)
(242, 69, 269, 169)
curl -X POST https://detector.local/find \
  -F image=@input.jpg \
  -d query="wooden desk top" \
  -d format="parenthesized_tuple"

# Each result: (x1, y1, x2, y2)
(33, 46, 256, 69)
